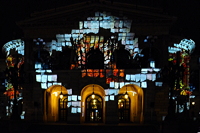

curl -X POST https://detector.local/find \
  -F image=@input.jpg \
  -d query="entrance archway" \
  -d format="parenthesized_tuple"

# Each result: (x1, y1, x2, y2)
(59, 93, 68, 121)
(80, 84, 105, 123)
(118, 94, 130, 122)
(86, 94, 103, 122)
(44, 85, 68, 122)
(118, 84, 144, 123)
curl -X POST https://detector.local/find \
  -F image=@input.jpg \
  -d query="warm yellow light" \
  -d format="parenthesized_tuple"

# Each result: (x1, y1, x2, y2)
(60, 93, 63, 99)
(92, 94, 95, 99)
(192, 102, 195, 105)
(93, 99, 97, 102)
(52, 92, 58, 97)
(132, 91, 137, 96)
(125, 94, 128, 99)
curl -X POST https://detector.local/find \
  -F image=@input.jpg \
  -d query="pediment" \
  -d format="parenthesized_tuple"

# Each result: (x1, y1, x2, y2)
(17, 1, 176, 27)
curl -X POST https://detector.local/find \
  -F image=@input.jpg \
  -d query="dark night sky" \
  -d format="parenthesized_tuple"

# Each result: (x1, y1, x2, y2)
(0, 0, 200, 57)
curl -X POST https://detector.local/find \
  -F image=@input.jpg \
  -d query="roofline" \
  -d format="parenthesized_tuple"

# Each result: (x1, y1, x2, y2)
(17, 0, 176, 25)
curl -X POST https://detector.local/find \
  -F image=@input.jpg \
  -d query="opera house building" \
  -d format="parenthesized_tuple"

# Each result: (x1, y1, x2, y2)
(1, 1, 197, 124)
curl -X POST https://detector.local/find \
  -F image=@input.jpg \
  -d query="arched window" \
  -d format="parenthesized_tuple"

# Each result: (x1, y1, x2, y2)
(59, 94, 68, 121)
(118, 94, 130, 122)
(86, 94, 103, 122)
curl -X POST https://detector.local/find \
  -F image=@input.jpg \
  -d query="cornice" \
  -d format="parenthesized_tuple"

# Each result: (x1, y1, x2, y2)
(17, 1, 176, 28)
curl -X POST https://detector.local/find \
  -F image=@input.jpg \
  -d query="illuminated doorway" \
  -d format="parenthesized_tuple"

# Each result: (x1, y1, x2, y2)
(80, 84, 105, 123)
(118, 95, 130, 122)
(118, 84, 144, 123)
(44, 85, 68, 122)
(86, 94, 103, 122)
(59, 94, 68, 121)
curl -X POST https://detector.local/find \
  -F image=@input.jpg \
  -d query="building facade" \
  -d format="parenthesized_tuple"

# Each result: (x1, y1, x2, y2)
(2, 1, 185, 123)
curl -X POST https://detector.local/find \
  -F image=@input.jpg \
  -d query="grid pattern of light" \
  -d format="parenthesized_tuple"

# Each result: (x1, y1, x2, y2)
(30, 11, 162, 114)
(3, 39, 24, 57)
(33, 12, 139, 69)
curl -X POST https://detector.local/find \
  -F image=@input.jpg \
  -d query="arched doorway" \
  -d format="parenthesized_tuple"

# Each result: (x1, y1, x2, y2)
(86, 94, 103, 122)
(118, 84, 144, 123)
(80, 84, 105, 123)
(118, 94, 130, 122)
(44, 85, 68, 122)
(59, 93, 68, 121)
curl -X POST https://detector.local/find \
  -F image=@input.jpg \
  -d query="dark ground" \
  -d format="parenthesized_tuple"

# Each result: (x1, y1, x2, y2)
(0, 120, 199, 133)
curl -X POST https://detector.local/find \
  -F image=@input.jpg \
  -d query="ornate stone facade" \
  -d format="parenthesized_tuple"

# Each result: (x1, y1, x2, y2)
(2, 1, 178, 123)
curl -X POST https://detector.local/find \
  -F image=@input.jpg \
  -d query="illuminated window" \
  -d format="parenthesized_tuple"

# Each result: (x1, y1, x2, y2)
(118, 95, 130, 122)
(59, 95, 68, 121)
(86, 94, 103, 122)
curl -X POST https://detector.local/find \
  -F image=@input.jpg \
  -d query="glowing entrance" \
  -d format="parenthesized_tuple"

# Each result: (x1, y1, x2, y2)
(119, 84, 144, 123)
(86, 94, 103, 122)
(59, 93, 68, 121)
(118, 95, 130, 122)
(44, 85, 68, 122)
(81, 84, 105, 123)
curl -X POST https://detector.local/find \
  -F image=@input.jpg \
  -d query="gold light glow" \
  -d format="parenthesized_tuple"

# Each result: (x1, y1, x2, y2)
(92, 85, 95, 99)
(92, 94, 95, 99)
(125, 85, 128, 99)
(118, 84, 144, 123)
(125, 94, 128, 99)
(60, 92, 63, 99)
(52, 92, 58, 97)
(80, 84, 106, 124)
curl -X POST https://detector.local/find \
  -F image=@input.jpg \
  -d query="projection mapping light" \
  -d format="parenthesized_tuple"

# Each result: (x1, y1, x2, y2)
(30, 11, 163, 114)
(33, 12, 140, 69)
(168, 38, 195, 97)
(168, 39, 195, 55)
(2, 39, 24, 57)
